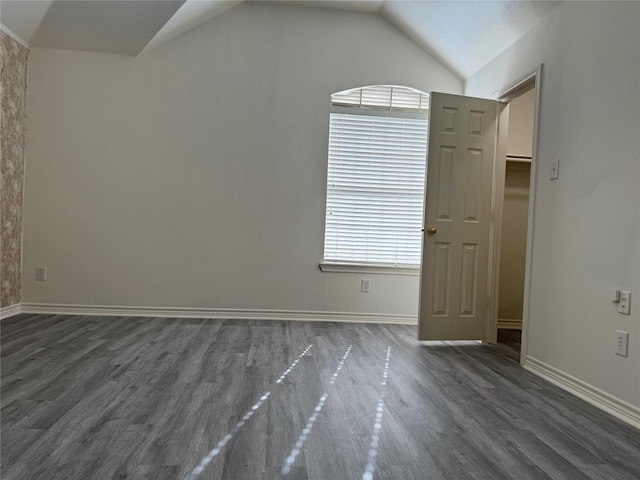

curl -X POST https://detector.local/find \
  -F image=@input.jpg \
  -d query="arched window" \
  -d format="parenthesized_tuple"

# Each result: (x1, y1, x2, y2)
(322, 85, 429, 269)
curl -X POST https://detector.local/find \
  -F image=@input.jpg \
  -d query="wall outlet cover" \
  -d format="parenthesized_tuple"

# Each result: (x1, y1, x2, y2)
(615, 330, 629, 357)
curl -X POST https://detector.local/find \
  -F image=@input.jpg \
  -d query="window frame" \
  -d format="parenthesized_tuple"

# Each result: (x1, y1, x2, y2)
(320, 86, 429, 275)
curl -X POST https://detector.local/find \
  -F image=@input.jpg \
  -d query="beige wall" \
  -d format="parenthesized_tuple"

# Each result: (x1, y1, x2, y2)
(498, 161, 530, 321)
(467, 1, 640, 408)
(506, 88, 535, 158)
(0, 30, 29, 308)
(21, 3, 462, 317)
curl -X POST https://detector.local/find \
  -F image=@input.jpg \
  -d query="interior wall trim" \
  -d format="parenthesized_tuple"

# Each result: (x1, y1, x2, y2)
(524, 355, 640, 430)
(19, 303, 418, 325)
(0, 303, 22, 320)
(497, 319, 523, 330)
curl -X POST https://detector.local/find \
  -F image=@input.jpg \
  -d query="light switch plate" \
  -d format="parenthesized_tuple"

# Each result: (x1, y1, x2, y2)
(36, 266, 47, 281)
(610, 288, 620, 302)
(550, 159, 559, 180)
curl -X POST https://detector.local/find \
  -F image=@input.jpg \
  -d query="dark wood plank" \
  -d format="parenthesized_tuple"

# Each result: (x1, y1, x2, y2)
(1, 315, 639, 480)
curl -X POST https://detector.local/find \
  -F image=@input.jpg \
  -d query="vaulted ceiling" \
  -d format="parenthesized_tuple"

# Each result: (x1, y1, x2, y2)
(0, 0, 561, 79)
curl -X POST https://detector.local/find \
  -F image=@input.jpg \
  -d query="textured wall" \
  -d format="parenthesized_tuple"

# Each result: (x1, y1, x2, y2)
(0, 31, 29, 308)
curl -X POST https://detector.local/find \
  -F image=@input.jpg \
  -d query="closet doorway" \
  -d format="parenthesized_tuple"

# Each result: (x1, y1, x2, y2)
(495, 84, 536, 362)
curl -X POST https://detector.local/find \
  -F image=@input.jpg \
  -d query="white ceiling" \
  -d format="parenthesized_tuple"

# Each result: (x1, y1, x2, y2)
(0, 0, 562, 78)
(0, 0, 53, 46)
(380, 0, 561, 78)
(42, 1, 184, 56)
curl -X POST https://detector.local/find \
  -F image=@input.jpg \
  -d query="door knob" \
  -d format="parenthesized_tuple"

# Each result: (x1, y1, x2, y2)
(426, 227, 437, 235)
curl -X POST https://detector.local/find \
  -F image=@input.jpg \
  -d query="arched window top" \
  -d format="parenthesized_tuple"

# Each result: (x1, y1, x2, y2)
(331, 85, 429, 113)
(323, 85, 429, 267)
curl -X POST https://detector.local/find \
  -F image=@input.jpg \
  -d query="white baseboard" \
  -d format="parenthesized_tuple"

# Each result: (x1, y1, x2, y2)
(524, 355, 640, 430)
(19, 302, 418, 325)
(0, 303, 22, 320)
(498, 319, 523, 329)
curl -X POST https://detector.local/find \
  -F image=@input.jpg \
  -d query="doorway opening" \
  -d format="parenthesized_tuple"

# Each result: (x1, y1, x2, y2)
(492, 70, 540, 364)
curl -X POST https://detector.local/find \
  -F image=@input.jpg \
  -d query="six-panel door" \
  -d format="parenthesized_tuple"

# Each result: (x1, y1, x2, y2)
(418, 93, 498, 341)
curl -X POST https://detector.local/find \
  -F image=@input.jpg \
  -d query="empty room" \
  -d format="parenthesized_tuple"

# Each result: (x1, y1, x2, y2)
(1, 1, 639, 479)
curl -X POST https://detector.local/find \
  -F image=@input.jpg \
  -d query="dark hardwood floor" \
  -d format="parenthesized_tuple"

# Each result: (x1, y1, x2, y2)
(496, 328, 522, 363)
(2, 314, 639, 479)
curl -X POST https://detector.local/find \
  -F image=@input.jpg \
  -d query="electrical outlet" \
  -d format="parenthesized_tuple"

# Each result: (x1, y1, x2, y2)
(36, 266, 47, 281)
(615, 331, 629, 357)
(361, 279, 370, 293)
(618, 291, 631, 315)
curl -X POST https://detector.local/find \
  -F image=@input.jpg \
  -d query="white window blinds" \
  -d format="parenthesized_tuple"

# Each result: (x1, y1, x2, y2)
(323, 109, 428, 267)
(331, 85, 429, 112)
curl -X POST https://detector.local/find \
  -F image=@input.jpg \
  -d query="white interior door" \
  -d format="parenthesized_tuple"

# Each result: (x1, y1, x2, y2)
(418, 93, 498, 341)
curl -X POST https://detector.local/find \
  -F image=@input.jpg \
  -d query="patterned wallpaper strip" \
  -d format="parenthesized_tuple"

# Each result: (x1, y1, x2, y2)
(1, 30, 29, 308)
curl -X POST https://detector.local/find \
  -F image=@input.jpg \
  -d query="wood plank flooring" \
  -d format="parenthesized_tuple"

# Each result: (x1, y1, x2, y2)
(2, 314, 639, 479)
(496, 329, 522, 363)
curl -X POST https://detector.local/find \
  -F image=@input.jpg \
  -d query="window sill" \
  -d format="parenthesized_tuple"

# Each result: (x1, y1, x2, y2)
(319, 262, 419, 276)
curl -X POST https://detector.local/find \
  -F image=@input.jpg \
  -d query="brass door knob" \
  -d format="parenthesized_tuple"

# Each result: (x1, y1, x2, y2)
(426, 227, 437, 236)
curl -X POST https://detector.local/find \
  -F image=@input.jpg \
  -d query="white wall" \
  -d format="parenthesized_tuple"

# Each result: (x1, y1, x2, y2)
(22, 3, 462, 317)
(467, 1, 640, 408)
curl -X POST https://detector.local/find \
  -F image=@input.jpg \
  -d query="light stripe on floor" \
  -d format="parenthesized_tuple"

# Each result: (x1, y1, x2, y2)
(276, 344, 313, 384)
(281, 344, 353, 476)
(381, 345, 391, 386)
(362, 346, 391, 480)
(362, 396, 385, 480)
(184, 344, 313, 480)
(329, 345, 352, 384)
(281, 393, 328, 475)
(185, 392, 271, 480)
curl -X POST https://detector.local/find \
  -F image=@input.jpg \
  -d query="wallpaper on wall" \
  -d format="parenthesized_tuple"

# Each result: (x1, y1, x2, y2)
(0, 31, 29, 308)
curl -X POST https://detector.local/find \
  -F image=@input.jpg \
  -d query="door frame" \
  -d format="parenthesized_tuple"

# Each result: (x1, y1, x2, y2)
(485, 64, 543, 366)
